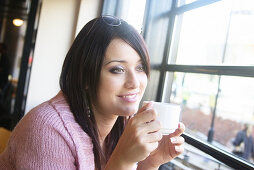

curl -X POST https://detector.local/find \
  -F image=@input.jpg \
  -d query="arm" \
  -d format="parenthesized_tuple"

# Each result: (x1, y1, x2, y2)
(232, 131, 244, 146)
(136, 157, 159, 170)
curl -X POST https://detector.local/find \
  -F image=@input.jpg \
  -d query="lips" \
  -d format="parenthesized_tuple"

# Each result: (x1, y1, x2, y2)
(118, 92, 139, 103)
(122, 94, 137, 98)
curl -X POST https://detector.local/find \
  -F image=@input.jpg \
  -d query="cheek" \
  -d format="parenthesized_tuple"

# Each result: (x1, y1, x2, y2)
(98, 73, 124, 97)
(140, 74, 148, 92)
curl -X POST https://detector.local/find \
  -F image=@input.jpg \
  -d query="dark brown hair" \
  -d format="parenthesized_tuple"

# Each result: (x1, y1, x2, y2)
(60, 16, 150, 170)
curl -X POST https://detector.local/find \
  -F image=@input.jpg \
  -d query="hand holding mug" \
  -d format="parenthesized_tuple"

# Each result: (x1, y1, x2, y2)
(107, 102, 162, 169)
(138, 101, 185, 169)
(143, 101, 181, 135)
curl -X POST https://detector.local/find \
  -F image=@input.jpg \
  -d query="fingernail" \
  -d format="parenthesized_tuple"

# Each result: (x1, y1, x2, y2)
(154, 110, 158, 116)
(148, 102, 154, 107)
(179, 123, 185, 131)
(171, 137, 177, 143)
(147, 102, 154, 110)
(175, 146, 181, 152)
(142, 101, 149, 107)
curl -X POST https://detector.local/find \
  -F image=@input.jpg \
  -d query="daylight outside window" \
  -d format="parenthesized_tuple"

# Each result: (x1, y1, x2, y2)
(164, 0, 254, 165)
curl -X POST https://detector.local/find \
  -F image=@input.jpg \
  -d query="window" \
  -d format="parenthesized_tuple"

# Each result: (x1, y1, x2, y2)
(102, 0, 147, 33)
(142, 0, 254, 168)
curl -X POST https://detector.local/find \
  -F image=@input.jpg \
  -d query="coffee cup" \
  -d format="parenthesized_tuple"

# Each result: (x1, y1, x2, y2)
(143, 101, 181, 135)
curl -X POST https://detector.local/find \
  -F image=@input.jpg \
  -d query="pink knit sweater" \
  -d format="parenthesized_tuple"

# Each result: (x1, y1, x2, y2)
(0, 92, 95, 169)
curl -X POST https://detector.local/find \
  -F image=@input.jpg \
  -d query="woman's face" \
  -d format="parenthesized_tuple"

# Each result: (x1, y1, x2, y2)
(95, 38, 148, 117)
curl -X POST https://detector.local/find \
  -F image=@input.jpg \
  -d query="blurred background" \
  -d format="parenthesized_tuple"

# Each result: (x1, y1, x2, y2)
(0, 0, 254, 169)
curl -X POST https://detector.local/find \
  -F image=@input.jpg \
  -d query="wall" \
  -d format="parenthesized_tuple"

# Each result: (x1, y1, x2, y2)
(75, 0, 102, 35)
(25, 0, 102, 113)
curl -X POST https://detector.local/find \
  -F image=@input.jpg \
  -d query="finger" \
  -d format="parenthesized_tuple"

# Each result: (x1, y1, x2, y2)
(170, 136, 185, 144)
(143, 131, 162, 143)
(142, 120, 161, 134)
(168, 122, 185, 138)
(137, 101, 153, 114)
(174, 145, 184, 153)
(169, 143, 184, 159)
(135, 109, 157, 124)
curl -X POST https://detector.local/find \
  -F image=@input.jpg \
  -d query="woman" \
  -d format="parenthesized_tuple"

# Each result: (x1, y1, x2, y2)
(0, 16, 185, 170)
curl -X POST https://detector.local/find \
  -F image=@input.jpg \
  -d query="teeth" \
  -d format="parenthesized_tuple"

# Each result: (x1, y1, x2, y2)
(123, 94, 136, 98)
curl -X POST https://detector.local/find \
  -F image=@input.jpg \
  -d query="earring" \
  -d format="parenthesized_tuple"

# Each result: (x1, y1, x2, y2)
(84, 91, 91, 118)
(87, 106, 91, 118)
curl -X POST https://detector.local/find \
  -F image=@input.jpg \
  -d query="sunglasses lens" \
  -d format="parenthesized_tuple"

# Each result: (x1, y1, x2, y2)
(102, 16, 121, 26)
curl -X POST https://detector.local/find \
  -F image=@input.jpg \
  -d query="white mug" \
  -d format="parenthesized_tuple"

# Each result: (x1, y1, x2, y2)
(143, 101, 181, 135)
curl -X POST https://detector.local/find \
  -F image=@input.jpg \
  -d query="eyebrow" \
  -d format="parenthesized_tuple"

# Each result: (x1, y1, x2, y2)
(104, 60, 127, 65)
(104, 59, 143, 65)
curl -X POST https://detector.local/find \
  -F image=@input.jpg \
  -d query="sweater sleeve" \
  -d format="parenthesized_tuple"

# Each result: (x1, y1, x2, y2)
(8, 103, 77, 170)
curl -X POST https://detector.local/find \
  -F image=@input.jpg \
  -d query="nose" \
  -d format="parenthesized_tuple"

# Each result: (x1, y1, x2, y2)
(124, 70, 140, 89)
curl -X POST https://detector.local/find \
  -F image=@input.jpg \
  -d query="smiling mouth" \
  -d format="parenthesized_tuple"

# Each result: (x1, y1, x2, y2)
(122, 94, 137, 98)
(118, 93, 139, 102)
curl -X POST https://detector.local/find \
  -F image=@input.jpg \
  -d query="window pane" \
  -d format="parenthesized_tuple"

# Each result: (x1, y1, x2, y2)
(177, 0, 199, 7)
(173, 0, 231, 65)
(142, 70, 161, 101)
(147, 15, 170, 65)
(173, 0, 254, 66)
(168, 72, 254, 163)
(145, 0, 172, 65)
(224, 0, 254, 65)
(119, 0, 147, 33)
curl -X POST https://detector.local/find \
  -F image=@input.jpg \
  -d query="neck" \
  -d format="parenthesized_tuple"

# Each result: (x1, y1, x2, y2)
(92, 108, 118, 145)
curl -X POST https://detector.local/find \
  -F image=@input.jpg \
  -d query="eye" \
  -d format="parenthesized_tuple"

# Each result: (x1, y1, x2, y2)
(109, 66, 125, 74)
(136, 64, 145, 72)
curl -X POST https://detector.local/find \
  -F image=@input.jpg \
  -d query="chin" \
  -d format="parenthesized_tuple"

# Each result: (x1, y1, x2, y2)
(118, 106, 139, 116)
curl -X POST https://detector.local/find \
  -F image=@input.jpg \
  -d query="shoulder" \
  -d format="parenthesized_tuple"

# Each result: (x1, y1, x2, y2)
(13, 92, 71, 134)
(236, 130, 245, 137)
(9, 92, 76, 148)
(4, 92, 94, 169)
(12, 91, 91, 143)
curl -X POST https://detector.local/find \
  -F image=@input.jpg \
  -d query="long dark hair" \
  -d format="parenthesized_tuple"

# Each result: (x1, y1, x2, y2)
(60, 16, 150, 170)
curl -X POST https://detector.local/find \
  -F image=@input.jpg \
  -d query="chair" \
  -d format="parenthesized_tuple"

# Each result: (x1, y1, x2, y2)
(0, 127, 11, 153)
